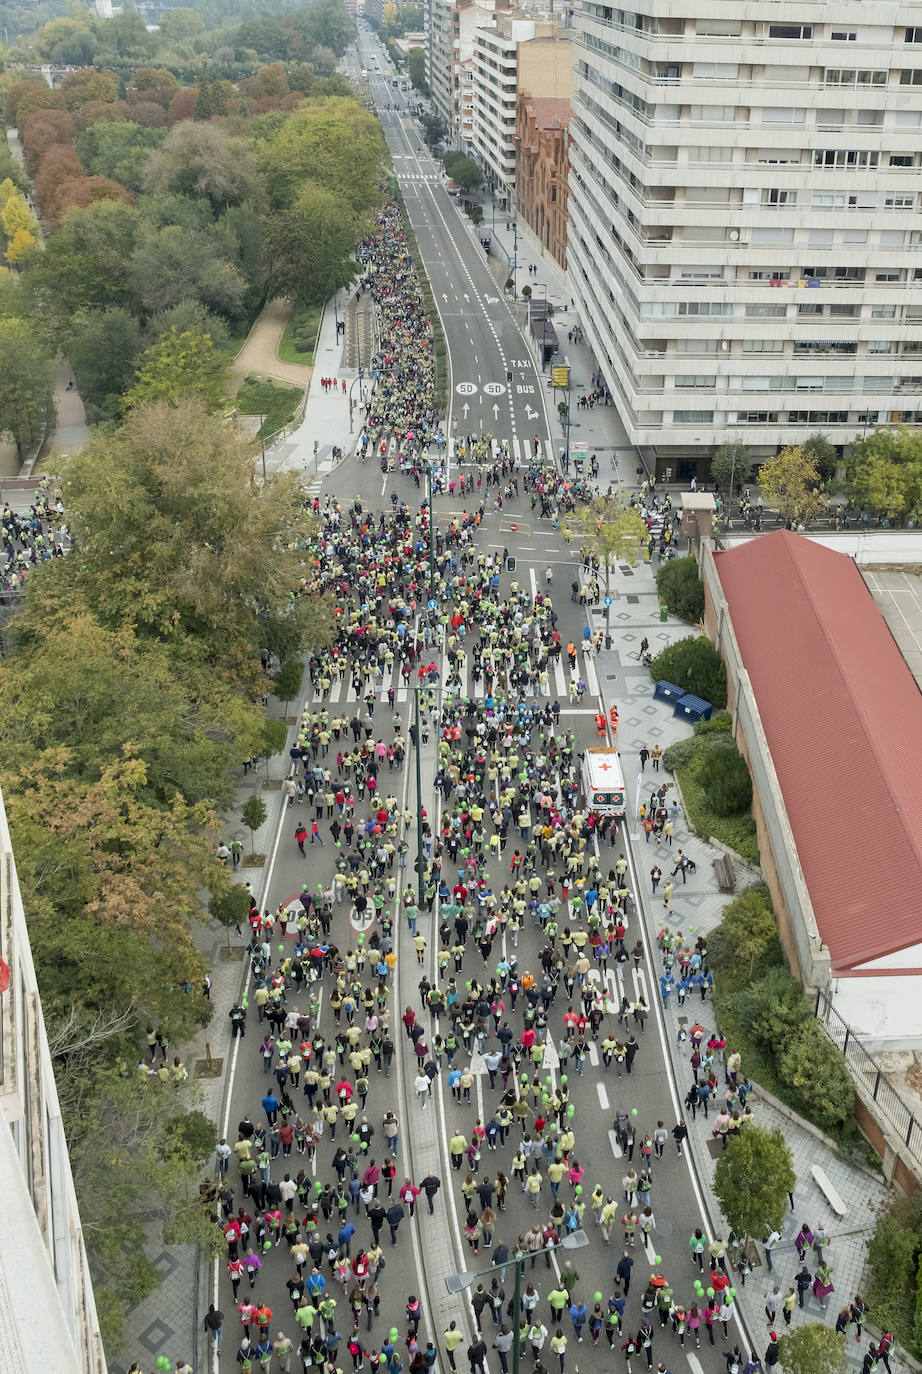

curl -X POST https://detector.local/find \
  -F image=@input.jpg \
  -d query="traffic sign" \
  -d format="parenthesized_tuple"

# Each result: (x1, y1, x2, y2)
(551, 365, 570, 387)
(428, 598, 438, 609)
(604, 596, 613, 607)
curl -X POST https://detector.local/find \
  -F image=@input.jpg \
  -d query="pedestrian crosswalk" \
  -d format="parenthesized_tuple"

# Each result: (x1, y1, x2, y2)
(303, 644, 603, 709)
(448, 436, 556, 471)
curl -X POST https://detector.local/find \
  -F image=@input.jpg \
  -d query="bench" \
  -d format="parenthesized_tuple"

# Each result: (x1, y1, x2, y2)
(713, 854, 736, 893)
(811, 1164, 847, 1217)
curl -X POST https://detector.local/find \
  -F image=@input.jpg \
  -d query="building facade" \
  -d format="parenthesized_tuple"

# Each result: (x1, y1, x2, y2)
(567, 0, 922, 478)
(516, 90, 571, 268)
(426, 0, 501, 144)
(471, 16, 570, 206)
(0, 788, 106, 1371)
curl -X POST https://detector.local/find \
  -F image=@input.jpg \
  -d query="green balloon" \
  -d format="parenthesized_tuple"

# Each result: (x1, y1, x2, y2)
(594, 1292, 603, 1303)
(654, 1255, 662, 1264)
(315, 1181, 323, 1193)
(566, 1104, 574, 1117)
(351, 1133, 360, 1141)
(631, 1108, 638, 1116)
(726, 1295, 734, 1305)
(560, 1075, 567, 1084)
(707, 1287, 714, 1298)
(279, 943, 285, 951)
(542, 1093, 550, 1103)
(728, 1288, 736, 1298)
(574, 1184, 582, 1195)
(390, 1330, 399, 1343)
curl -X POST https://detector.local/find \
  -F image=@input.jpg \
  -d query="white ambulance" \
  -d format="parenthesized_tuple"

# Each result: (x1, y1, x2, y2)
(581, 747, 626, 817)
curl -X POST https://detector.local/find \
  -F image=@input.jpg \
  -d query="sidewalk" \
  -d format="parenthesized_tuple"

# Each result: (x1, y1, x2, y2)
(485, 213, 641, 482)
(586, 548, 896, 1367)
(230, 297, 314, 388)
(109, 731, 292, 1374)
(269, 288, 365, 484)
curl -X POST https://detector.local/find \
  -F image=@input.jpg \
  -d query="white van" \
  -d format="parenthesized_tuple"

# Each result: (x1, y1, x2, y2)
(581, 747, 626, 817)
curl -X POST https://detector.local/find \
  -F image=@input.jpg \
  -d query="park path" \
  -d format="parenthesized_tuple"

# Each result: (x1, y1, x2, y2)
(230, 298, 313, 387)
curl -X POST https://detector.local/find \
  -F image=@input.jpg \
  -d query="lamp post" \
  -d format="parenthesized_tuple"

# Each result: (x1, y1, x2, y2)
(446, 1231, 589, 1374)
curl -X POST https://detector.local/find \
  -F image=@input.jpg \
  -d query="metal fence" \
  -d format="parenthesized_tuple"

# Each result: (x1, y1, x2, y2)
(815, 987, 922, 1163)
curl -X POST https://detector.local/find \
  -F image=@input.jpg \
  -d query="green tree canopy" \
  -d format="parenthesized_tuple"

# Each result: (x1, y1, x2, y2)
(849, 426, 922, 519)
(128, 223, 248, 318)
(26, 198, 139, 322)
(262, 96, 385, 215)
(443, 150, 482, 191)
(264, 179, 361, 304)
(561, 495, 649, 595)
(142, 120, 261, 214)
(655, 556, 704, 624)
(123, 325, 228, 412)
(76, 120, 168, 193)
(777, 1325, 846, 1374)
(69, 305, 144, 416)
(710, 440, 753, 490)
(758, 446, 828, 525)
(713, 1125, 796, 1240)
(407, 47, 427, 91)
(0, 317, 54, 458)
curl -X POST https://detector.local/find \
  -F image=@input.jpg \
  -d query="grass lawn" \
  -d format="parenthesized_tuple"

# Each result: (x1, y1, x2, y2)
(277, 303, 324, 367)
(236, 375, 302, 438)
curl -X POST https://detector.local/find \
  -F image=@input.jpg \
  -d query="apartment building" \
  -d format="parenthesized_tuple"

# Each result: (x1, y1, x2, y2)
(517, 91, 571, 268)
(471, 15, 571, 206)
(567, 1, 922, 478)
(0, 788, 106, 1371)
(426, 0, 502, 143)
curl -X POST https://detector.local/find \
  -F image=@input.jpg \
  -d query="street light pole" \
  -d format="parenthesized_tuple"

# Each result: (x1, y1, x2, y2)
(413, 686, 425, 910)
(446, 1231, 589, 1374)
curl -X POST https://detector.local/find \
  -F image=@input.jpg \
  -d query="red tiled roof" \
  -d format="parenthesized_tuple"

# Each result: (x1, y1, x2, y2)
(715, 530, 922, 971)
(521, 95, 571, 129)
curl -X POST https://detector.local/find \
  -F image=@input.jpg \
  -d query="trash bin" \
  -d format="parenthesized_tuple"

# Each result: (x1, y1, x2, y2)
(659, 603, 668, 622)
(507, 556, 517, 572)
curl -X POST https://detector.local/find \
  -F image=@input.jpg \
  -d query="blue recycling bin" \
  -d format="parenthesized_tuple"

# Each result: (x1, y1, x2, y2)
(674, 693, 713, 723)
(653, 680, 685, 704)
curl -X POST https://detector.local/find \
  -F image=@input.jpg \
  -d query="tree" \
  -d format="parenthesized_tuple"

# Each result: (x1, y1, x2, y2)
(142, 121, 261, 214)
(59, 67, 121, 114)
(263, 97, 385, 216)
(146, 298, 231, 352)
(209, 881, 251, 948)
(25, 199, 139, 320)
(54, 174, 135, 224)
(802, 431, 837, 483)
(407, 47, 427, 92)
(655, 556, 704, 624)
(710, 440, 753, 491)
(22, 108, 77, 176)
(241, 793, 268, 856)
(124, 326, 229, 413)
(128, 223, 247, 317)
(758, 446, 828, 526)
(420, 112, 448, 150)
(648, 635, 728, 709)
(849, 426, 922, 520)
(69, 306, 144, 417)
(300, 1, 355, 57)
(709, 886, 780, 984)
(0, 317, 53, 458)
(36, 15, 97, 66)
(777, 1325, 846, 1374)
(34, 144, 87, 228)
(443, 151, 482, 192)
(58, 399, 332, 678)
(713, 1126, 795, 1242)
(264, 180, 362, 304)
(274, 657, 304, 710)
(158, 8, 205, 44)
(561, 495, 649, 602)
(76, 120, 168, 193)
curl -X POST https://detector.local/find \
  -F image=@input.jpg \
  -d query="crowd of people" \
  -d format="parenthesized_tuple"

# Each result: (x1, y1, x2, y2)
(0, 477, 68, 595)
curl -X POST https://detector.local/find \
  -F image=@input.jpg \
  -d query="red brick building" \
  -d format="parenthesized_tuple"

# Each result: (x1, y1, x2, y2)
(515, 92, 570, 272)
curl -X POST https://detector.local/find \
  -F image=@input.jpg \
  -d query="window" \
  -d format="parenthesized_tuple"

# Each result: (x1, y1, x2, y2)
(798, 304, 824, 315)
(872, 306, 898, 318)
(746, 304, 787, 317)
(840, 229, 868, 244)
(824, 68, 886, 84)
(551, 186, 557, 202)
(880, 231, 907, 246)
(674, 375, 716, 388)
(672, 409, 713, 423)
(814, 149, 879, 168)
(762, 106, 806, 123)
(907, 27, 922, 41)
(693, 63, 739, 79)
(890, 155, 914, 166)
(868, 341, 893, 353)
(697, 19, 741, 36)
(742, 339, 784, 352)
(675, 339, 719, 353)
(787, 410, 849, 423)
(690, 105, 736, 122)
(885, 195, 915, 210)
(687, 146, 734, 162)
(769, 23, 812, 38)
(875, 270, 902, 282)
(901, 69, 922, 84)
(830, 30, 857, 41)
(732, 410, 779, 423)
(829, 304, 860, 317)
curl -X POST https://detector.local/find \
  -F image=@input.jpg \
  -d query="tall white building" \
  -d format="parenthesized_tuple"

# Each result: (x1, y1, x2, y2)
(0, 788, 106, 1372)
(471, 15, 571, 206)
(567, 1, 922, 479)
(425, 0, 500, 145)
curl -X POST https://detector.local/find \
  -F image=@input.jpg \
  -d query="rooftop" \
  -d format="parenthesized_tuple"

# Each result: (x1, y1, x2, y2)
(715, 529, 922, 973)
(520, 94, 571, 128)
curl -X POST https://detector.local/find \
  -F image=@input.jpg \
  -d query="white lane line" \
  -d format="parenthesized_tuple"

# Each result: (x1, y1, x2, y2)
(597, 1083, 610, 1111)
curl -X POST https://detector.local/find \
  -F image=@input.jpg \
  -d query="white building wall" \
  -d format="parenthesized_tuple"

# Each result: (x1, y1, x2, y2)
(567, 0, 922, 459)
(0, 790, 106, 1372)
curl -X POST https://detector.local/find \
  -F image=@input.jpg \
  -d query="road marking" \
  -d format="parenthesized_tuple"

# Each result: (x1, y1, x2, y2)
(597, 1083, 609, 1111)
(608, 1129, 624, 1159)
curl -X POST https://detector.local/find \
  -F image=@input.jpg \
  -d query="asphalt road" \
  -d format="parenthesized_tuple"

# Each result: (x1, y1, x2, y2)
(212, 42, 760, 1374)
